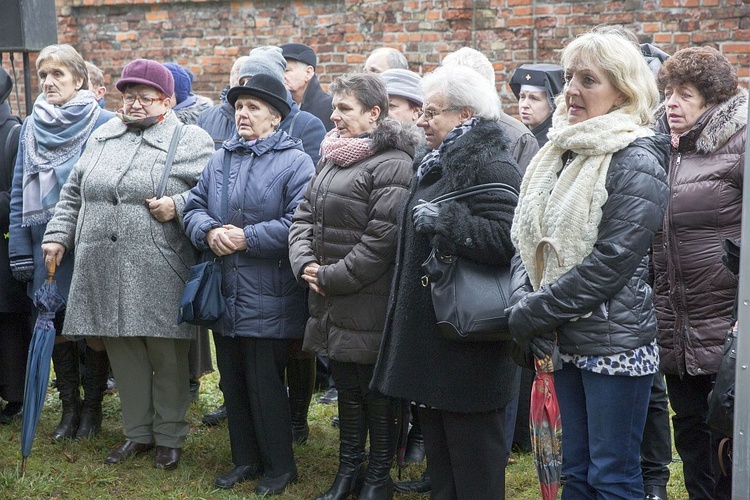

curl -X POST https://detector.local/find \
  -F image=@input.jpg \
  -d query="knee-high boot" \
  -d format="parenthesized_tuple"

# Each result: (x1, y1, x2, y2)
(287, 355, 316, 445)
(76, 346, 110, 439)
(358, 394, 398, 500)
(51, 342, 81, 442)
(316, 388, 367, 500)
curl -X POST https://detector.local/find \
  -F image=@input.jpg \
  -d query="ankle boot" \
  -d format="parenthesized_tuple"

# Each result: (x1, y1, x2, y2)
(358, 394, 398, 500)
(316, 388, 367, 500)
(76, 346, 110, 439)
(51, 342, 81, 442)
(404, 404, 425, 464)
(287, 355, 316, 445)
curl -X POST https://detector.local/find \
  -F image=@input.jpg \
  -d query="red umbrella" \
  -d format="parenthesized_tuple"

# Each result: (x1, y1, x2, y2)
(530, 239, 564, 500)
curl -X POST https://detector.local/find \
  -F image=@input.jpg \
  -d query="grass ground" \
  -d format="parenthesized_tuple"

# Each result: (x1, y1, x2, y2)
(0, 366, 690, 499)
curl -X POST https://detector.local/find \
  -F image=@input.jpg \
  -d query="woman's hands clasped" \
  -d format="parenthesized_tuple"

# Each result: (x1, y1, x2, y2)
(301, 262, 326, 296)
(206, 225, 248, 256)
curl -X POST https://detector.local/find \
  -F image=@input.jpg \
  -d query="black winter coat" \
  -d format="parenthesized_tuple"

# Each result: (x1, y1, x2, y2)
(507, 135, 669, 356)
(0, 101, 29, 313)
(371, 119, 522, 413)
(300, 76, 334, 132)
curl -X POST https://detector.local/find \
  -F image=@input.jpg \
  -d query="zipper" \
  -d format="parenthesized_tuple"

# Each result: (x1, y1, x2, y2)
(666, 151, 689, 376)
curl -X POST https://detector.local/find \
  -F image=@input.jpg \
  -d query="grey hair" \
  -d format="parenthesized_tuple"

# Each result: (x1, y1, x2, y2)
(421, 66, 501, 121)
(372, 47, 408, 70)
(37, 44, 89, 90)
(441, 47, 495, 87)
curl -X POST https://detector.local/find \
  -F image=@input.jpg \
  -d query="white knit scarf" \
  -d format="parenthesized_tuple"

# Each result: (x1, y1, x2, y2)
(511, 106, 653, 291)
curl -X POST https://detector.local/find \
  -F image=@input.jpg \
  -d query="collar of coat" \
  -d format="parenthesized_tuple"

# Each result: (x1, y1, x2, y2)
(675, 89, 747, 155)
(223, 128, 304, 157)
(90, 111, 183, 153)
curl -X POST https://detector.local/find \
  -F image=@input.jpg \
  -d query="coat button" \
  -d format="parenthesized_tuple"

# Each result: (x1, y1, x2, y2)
(111, 234, 117, 242)
(112, 199, 119, 206)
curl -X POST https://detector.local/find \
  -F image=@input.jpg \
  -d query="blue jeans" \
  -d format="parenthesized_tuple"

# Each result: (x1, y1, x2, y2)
(556, 363, 652, 500)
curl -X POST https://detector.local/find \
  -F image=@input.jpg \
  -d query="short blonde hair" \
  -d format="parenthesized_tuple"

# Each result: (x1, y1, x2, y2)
(36, 44, 89, 90)
(560, 29, 658, 126)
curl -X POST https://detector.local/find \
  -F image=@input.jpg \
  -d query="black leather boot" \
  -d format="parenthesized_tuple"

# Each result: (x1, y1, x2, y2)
(51, 342, 81, 442)
(287, 355, 316, 445)
(76, 346, 110, 439)
(404, 404, 425, 464)
(358, 394, 398, 500)
(316, 388, 367, 500)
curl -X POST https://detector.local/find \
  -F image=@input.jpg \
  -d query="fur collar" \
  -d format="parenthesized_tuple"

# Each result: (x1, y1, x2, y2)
(680, 90, 748, 155)
(370, 118, 422, 158)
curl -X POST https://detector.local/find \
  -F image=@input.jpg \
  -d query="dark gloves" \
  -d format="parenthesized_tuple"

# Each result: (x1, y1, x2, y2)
(412, 201, 439, 234)
(507, 303, 557, 360)
(10, 255, 34, 283)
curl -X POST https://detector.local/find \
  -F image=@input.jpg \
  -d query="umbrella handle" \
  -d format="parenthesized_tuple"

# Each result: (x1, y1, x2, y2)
(46, 259, 56, 282)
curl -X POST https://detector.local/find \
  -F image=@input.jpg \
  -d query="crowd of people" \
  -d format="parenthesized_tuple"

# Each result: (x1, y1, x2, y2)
(0, 23, 746, 499)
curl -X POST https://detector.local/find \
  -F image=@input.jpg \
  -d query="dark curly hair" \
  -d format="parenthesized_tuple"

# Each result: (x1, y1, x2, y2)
(657, 46, 738, 105)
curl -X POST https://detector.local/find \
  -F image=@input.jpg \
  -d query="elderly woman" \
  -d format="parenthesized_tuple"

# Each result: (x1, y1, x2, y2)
(381, 68, 423, 126)
(653, 47, 746, 500)
(41, 59, 213, 470)
(506, 30, 669, 498)
(9, 44, 114, 441)
(184, 74, 314, 494)
(509, 63, 565, 148)
(370, 66, 521, 498)
(289, 72, 418, 499)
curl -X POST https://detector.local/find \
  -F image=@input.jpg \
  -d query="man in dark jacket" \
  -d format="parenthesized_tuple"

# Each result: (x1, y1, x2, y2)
(0, 67, 32, 424)
(279, 43, 334, 131)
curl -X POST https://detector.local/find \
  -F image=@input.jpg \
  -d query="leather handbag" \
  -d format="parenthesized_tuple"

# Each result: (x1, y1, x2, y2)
(177, 151, 231, 326)
(419, 183, 518, 342)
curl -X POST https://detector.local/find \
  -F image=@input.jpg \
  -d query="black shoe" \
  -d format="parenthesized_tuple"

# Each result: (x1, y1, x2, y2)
(331, 415, 340, 428)
(644, 485, 668, 500)
(0, 402, 22, 424)
(189, 379, 200, 401)
(202, 404, 227, 426)
(394, 472, 431, 494)
(255, 470, 298, 495)
(318, 387, 338, 404)
(404, 425, 425, 464)
(292, 422, 309, 446)
(215, 464, 264, 489)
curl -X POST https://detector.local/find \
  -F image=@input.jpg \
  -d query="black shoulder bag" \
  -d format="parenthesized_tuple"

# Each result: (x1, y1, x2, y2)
(419, 183, 518, 342)
(177, 151, 230, 326)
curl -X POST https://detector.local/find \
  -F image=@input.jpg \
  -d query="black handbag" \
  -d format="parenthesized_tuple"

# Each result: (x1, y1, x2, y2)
(419, 183, 518, 342)
(178, 151, 231, 326)
(707, 325, 737, 439)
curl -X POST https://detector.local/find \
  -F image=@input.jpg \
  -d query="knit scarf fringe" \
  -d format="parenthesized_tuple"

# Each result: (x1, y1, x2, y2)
(511, 106, 653, 290)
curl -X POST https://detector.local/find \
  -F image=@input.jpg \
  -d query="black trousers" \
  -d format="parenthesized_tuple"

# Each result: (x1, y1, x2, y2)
(641, 370, 671, 488)
(214, 333, 295, 478)
(665, 372, 732, 500)
(0, 312, 32, 403)
(419, 406, 506, 499)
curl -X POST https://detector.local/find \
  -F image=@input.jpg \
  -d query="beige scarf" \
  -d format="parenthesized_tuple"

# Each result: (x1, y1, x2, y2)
(511, 106, 653, 291)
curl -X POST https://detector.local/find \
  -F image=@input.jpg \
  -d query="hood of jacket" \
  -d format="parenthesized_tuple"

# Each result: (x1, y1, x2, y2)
(369, 118, 422, 159)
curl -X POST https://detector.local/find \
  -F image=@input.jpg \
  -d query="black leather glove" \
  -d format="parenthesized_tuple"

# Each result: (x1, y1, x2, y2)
(529, 336, 556, 360)
(412, 201, 439, 234)
(10, 255, 34, 283)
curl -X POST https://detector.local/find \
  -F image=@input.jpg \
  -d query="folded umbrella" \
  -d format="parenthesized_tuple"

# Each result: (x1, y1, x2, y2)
(20, 260, 65, 476)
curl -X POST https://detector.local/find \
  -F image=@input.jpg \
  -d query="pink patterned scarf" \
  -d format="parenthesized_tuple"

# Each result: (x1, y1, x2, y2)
(319, 128, 375, 167)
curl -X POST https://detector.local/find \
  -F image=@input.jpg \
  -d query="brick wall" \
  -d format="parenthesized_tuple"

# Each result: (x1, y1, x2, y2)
(2, 0, 749, 117)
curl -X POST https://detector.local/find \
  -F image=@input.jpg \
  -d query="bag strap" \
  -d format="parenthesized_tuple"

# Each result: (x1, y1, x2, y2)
(156, 123, 185, 198)
(430, 182, 519, 205)
(4, 122, 21, 189)
(221, 151, 231, 224)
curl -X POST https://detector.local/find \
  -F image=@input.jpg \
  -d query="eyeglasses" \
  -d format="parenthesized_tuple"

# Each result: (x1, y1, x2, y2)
(123, 94, 163, 107)
(420, 106, 460, 121)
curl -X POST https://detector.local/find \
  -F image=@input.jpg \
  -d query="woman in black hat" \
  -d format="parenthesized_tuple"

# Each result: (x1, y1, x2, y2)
(184, 73, 315, 494)
(509, 63, 564, 148)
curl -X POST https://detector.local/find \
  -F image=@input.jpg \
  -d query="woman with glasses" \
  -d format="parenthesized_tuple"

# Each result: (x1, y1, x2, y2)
(371, 66, 521, 498)
(9, 44, 114, 441)
(289, 72, 420, 499)
(41, 58, 213, 470)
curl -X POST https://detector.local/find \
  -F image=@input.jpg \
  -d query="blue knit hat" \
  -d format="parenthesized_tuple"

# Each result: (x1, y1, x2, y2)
(163, 62, 192, 104)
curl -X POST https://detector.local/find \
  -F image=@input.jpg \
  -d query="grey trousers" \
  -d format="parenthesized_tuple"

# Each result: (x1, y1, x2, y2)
(104, 336, 191, 448)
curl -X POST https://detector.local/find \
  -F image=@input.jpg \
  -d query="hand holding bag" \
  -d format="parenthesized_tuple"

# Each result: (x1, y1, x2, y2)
(178, 151, 231, 326)
(419, 183, 518, 342)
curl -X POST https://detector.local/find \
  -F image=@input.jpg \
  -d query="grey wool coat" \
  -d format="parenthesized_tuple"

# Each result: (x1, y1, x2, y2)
(43, 112, 214, 340)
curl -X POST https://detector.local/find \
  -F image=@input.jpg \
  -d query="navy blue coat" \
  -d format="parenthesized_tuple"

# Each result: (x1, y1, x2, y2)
(183, 129, 315, 339)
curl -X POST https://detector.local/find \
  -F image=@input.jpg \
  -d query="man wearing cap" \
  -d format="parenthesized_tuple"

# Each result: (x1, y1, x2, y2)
(364, 47, 409, 74)
(197, 56, 250, 151)
(279, 43, 334, 131)
(237, 46, 325, 166)
(381, 68, 423, 126)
